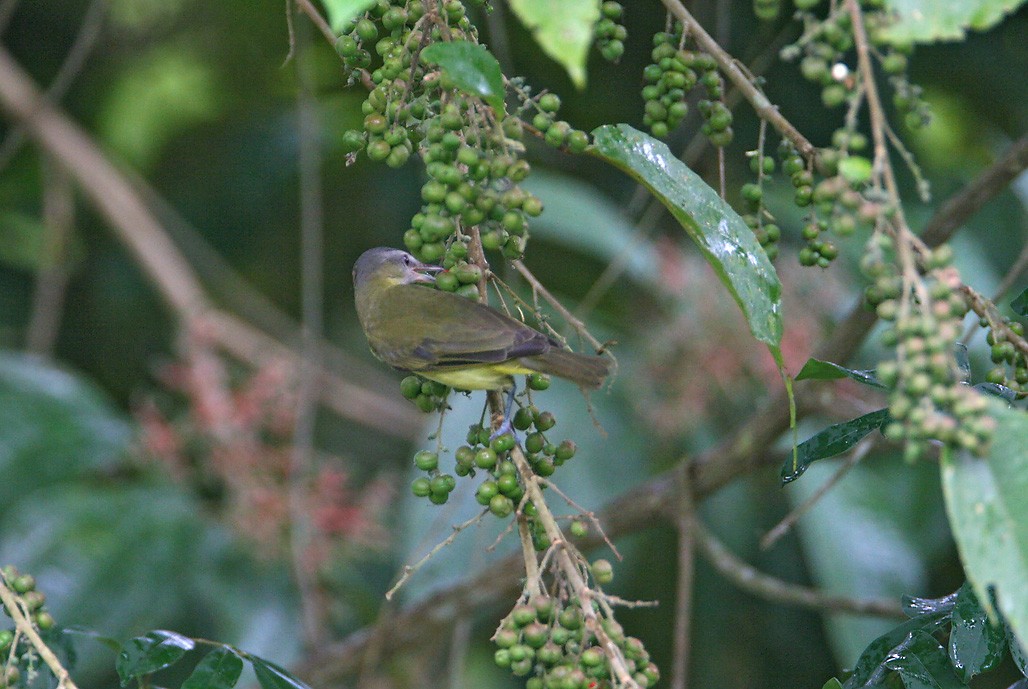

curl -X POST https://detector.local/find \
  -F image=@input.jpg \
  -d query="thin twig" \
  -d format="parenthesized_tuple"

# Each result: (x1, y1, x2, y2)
(512, 260, 607, 355)
(26, 155, 73, 355)
(694, 520, 905, 619)
(671, 468, 695, 689)
(0, 0, 107, 172)
(290, 15, 327, 648)
(0, 579, 80, 689)
(540, 478, 622, 561)
(385, 510, 489, 601)
(760, 435, 875, 550)
(659, 0, 820, 164)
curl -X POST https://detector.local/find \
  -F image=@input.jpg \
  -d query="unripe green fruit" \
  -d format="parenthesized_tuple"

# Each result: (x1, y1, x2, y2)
(528, 373, 551, 390)
(476, 480, 499, 505)
(538, 93, 561, 113)
(534, 411, 556, 431)
(591, 558, 614, 584)
(434, 271, 459, 292)
(525, 432, 545, 454)
(489, 494, 514, 517)
(414, 450, 438, 471)
(475, 447, 498, 470)
(411, 477, 431, 497)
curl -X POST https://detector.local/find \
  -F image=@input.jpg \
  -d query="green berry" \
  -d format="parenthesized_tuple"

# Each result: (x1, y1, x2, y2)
(414, 450, 439, 471)
(475, 447, 498, 469)
(412, 477, 432, 497)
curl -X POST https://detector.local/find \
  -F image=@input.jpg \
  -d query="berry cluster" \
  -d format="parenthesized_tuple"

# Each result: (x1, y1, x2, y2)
(400, 374, 451, 412)
(494, 596, 660, 689)
(984, 319, 1028, 393)
(409, 394, 577, 529)
(336, 1, 591, 268)
(862, 241, 995, 459)
(740, 149, 781, 260)
(594, 2, 627, 63)
(1, 565, 57, 689)
(641, 25, 728, 143)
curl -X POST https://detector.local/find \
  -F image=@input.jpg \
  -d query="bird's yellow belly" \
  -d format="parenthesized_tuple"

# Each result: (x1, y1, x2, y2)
(417, 361, 535, 390)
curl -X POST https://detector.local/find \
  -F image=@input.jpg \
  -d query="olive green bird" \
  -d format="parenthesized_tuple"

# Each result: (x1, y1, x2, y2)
(353, 247, 609, 391)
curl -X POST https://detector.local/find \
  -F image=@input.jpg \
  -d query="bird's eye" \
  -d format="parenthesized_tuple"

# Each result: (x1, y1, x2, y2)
(402, 256, 411, 266)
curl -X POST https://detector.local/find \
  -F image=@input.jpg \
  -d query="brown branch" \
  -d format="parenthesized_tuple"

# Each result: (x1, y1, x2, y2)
(0, 45, 423, 440)
(0, 579, 79, 689)
(670, 470, 695, 689)
(693, 521, 905, 619)
(659, 0, 819, 164)
(26, 156, 74, 355)
(921, 135, 1028, 247)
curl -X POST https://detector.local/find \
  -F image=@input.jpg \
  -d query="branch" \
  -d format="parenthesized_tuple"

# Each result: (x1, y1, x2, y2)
(659, 0, 819, 164)
(0, 579, 79, 689)
(0, 45, 423, 440)
(693, 521, 905, 619)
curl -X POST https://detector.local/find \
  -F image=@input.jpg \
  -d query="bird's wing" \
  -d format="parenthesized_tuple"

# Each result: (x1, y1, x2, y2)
(374, 285, 553, 369)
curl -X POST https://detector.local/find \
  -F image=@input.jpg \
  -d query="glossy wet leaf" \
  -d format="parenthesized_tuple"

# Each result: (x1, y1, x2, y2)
(949, 584, 1007, 681)
(884, 630, 968, 689)
(795, 358, 885, 388)
(420, 41, 505, 115)
(63, 627, 123, 652)
(903, 590, 960, 618)
(182, 647, 244, 689)
(319, 0, 376, 33)
(250, 656, 312, 689)
(843, 614, 950, 688)
(954, 343, 970, 381)
(781, 409, 889, 483)
(881, 0, 1026, 44)
(117, 630, 195, 685)
(590, 124, 782, 354)
(1012, 288, 1028, 316)
(1009, 625, 1028, 676)
(823, 679, 845, 689)
(941, 399, 1028, 646)
(508, 0, 599, 88)
(975, 382, 1019, 402)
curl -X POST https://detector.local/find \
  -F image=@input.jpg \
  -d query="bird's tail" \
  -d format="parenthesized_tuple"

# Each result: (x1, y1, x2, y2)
(523, 349, 610, 389)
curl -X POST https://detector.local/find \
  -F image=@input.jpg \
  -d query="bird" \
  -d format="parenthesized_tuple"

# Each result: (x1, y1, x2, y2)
(352, 247, 609, 393)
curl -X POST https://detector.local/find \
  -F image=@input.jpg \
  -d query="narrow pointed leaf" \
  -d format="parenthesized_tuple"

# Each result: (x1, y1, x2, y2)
(884, 630, 968, 689)
(591, 124, 782, 355)
(182, 647, 244, 689)
(823, 680, 845, 689)
(250, 657, 312, 689)
(319, 0, 376, 33)
(508, 0, 599, 88)
(941, 399, 1028, 648)
(795, 358, 885, 388)
(1008, 625, 1028, 677)
(420, 41, 505, 115)
(949, 584, 1007, 681)
(116, 630, 195, 685)
(781, 409, 889, 483)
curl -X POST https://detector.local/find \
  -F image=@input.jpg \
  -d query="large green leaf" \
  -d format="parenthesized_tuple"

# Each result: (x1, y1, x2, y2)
(590, 124, 783, 354)
(419, 41, 505, 115)
(182, 647, 244, 689)
(319, 0, 376, 33)
(881, 0, 1027, 43)
(948, 584, 1007, 682)
(117, 630, 195, 685)
(941, 399, 1028, 647)
(508, 0, 599, 88)
(0, 352, 130, 510)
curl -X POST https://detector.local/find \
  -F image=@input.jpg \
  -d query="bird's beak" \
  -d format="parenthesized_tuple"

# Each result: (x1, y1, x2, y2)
(411, 261, 442, 284)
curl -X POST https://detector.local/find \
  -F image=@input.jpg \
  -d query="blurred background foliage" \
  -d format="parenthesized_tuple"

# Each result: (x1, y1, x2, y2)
(0, 1, 1025, 688)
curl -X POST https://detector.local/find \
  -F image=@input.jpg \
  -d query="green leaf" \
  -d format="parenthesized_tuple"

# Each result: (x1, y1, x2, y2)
(884, 630, 969, 689)
(823, 679, 845, 689)
(419, 41, 505, 115)
(903, 590, 960, 618)
(843, 614, 951, 688)
(182, 647, 244, 689)
(795, 358, 885, 388)
(949, 584, 1007, 681)
(838, 156, 873, 186)
(781, 409, 889, 483)
(590, 124, 783, 354)
(1011, 288, 1028, 317)
(116, 630, 195, 685)
(0, 212, 47, 271)
(250, 657, 312, 689)
(881, 0, 1027, 44)
(63, 627, 124, 652)
(508, 0, 599, 88)
(319, 0, 376, 33)
(1009, 624, 1028, 677)
(0, 352, 130, 511)
(941, 399, 1028, 648)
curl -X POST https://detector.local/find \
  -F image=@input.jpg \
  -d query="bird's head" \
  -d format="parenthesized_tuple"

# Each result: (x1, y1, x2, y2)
(353, 247, 439, 293)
